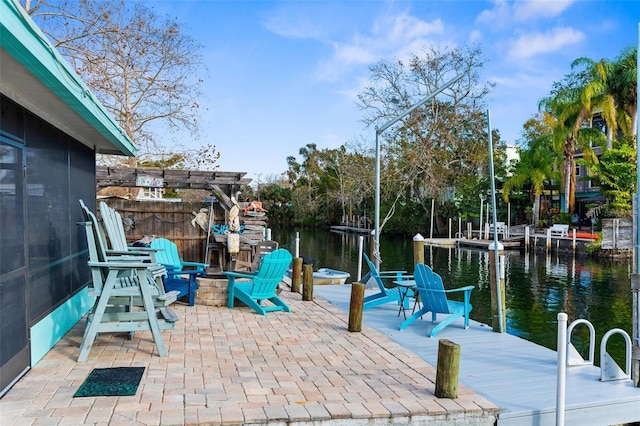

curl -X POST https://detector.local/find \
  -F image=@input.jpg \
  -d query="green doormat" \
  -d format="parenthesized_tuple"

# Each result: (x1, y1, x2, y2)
(74, 367, 145, 397)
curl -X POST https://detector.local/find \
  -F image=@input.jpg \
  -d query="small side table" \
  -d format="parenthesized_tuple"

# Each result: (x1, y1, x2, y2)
(393, 280, 417, 319)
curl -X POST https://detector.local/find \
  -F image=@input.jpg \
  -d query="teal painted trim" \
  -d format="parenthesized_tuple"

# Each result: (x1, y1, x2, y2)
(0, 0, 136, 156)
(30, 288, 94, 365)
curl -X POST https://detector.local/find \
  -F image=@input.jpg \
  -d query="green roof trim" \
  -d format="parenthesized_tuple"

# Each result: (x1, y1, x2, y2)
(0, 0, 136, 156)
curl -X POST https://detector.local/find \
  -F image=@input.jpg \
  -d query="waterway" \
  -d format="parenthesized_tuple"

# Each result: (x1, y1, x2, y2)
(271, 226, 634, 367)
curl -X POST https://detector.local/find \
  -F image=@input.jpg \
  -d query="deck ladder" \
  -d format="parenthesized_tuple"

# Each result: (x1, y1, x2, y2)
(557, 315, 634, 426)
(566, 319, 595, 366)
(600, 328, 632, 381)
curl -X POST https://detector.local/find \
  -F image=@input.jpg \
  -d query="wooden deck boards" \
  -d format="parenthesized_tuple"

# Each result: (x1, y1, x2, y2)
(314, 284, 640, 426)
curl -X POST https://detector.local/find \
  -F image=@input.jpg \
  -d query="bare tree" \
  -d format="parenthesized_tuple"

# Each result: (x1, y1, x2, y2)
(358, 44, 497, 233)
(23, 0, 208, 166)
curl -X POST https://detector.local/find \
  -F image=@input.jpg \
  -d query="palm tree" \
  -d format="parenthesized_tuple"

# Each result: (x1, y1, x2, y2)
(502, 118, 558, 226)
(609, 47, 638, 139)
(539, 78, 588, 214)
(571, 56, 617, 149)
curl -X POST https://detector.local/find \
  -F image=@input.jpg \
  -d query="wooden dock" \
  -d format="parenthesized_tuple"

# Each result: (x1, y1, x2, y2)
(329, 225, 372, 234)
(457, 237, 523, 250)
(313, 284, 640, 426)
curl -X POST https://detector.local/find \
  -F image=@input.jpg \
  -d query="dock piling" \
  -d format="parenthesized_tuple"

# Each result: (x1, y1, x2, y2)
(302, 264, 313, 301)
(413, 234, 424, 267)
(291, 257, 302, 293)
(348, 283, 365, 332)
(435, 339, 460, 398)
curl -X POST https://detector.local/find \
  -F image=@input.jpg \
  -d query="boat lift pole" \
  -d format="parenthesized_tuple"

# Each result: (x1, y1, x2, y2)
(373, 73, 464, 267)
(633, 22, 640, 387)
(487, 109, 505, 333)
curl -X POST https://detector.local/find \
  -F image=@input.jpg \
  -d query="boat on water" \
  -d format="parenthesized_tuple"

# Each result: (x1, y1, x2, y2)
(287, 268, 351, 285)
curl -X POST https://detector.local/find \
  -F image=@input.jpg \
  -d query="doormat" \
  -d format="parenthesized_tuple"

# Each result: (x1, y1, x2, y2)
(74, 367, 145, 397)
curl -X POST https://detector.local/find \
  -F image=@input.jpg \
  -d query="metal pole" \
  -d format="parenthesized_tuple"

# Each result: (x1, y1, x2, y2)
(556, 312, 568, 426)
(373, 73, 465, 268)
(633, 22, 640, 387)
(479, 198, 483, 239)
(487, 110, 504, 333)
(374, 131, 381, 268)
(357, 235, 364, 281)
(430, 198, 435, 239)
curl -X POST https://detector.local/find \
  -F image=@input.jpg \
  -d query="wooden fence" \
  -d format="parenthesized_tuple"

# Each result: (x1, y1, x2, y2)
(601, 218, 634, 250)
(100, 199, 226, 264)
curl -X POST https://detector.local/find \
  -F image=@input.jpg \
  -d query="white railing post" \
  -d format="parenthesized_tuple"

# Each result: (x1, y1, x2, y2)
(557, 312, 568, 426)
(357, 235, 364, 281)
(295, 232, 300, 258)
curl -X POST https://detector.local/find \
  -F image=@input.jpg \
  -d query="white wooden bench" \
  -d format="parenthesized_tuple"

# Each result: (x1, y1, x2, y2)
(549, 224, 569, 237)
(490, 222, 506, 232)
(489, 222, 507, 238)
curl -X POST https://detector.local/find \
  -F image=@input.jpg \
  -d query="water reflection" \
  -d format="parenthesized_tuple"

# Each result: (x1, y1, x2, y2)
(272, 226, 633, 366)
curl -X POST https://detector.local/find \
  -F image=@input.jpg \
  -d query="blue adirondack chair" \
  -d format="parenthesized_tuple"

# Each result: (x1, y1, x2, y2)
(362, 253, 413, 310)
(223, 249, 292, 315)
(399, 263, 474, 337)
(150, 238, 208, 306)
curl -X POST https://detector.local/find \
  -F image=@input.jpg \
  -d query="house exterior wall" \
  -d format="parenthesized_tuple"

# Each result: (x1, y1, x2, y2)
(1, 0, 135, 395)
(1, 94, 97, 369)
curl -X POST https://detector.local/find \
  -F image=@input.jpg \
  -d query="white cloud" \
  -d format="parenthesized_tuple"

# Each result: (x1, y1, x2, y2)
(262, 7, 327, 40)
(469, 29, 483, 43)
(508, 27, 585, 59)
(477, 0, 575, 27)
(316, 12, 445, 82)
(513, 0, 575, 21)
(386, 14, 444, 42)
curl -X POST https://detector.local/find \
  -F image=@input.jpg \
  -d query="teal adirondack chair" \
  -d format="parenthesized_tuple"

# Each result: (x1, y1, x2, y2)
(362, 253, 413, 310)
(99, 201, 161, 261)
(399, 263, 474, 337)
(150, 238, 208, 306)
(223, 249, 292, 315)
(77, 200, 179, 362)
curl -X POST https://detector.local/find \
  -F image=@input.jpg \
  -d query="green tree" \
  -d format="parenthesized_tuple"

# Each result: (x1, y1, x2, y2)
(571, 56, 618, 149)
(578, 137, 637, 217)
(502, 114, 559, 226)
(539, 74, 603, 214)
(609, 47, 638, 138)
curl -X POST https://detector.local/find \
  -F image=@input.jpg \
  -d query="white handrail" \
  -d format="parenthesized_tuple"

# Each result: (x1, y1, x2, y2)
(556, 312, 568, 426)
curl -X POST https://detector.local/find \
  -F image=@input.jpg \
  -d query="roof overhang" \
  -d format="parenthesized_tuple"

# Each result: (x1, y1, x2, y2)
(0, 0, 136, 156)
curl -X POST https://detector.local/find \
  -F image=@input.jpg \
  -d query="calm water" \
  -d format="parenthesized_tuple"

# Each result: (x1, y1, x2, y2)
(271, 226, 634, 366)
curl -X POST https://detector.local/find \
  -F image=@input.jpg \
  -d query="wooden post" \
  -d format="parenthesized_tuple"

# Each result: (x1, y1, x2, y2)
(435, 339, 460, 398)
(302, 264, 314, 301)
(489, 242, 506, 333)
(291, 257, 302, 293)
(413, 233, 424, 267)
(348, 282, 365, 332)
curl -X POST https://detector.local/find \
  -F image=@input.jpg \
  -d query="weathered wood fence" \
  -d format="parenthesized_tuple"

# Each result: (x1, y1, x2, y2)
(601, 218, 634, 250)
(100, 199, 226, 264)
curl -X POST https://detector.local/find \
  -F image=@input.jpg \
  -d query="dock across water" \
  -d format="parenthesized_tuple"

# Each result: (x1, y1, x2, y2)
(314, 285, 640, 426)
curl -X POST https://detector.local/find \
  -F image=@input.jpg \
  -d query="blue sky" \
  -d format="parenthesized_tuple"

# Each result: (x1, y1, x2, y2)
(154, 0, 637, 182)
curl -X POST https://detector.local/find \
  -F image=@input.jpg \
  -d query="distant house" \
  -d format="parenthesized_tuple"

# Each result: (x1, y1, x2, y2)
(573, 113, 608, 223)
(0, 0, 136, 396)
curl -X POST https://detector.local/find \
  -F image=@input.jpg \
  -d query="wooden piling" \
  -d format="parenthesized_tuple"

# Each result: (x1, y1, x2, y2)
(302, 264, 314, 301)
(291, 257, 302, 293)
(348, 282, 365, 332)
(413, 234, 424, 267)
(435, 339, 460, 398)
(489, 243, 506, 333)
